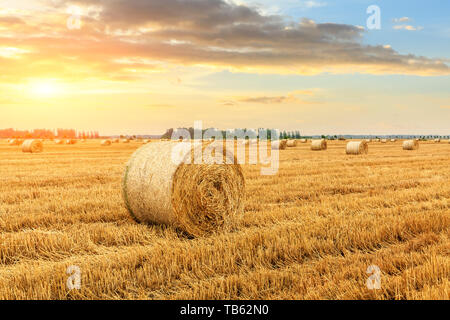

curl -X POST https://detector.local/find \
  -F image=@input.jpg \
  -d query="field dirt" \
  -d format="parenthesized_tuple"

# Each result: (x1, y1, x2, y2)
(0, 139, 449, 300)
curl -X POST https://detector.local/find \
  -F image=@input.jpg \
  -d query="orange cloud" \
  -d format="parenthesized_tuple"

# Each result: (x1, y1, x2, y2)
(0, 0, 447, 88)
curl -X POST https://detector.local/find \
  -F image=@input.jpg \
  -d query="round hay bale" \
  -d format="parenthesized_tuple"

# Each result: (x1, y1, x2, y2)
(54, 139, 64, 145)
(142, 139, 150, 144)
(8, 139, 23, 146)
(122, 142, 245, 237)
(381, 139, 388, 143)
(271, 140, 287, 150)
(390, 139, 397, 142)
(299, 139, 307, 143)
(286, 139, 297, 147)
(66, 139, 77, 145)
(403, 140, 419, 150)
(311, 139, 327, 151)
(346, 141, 368, 155)
(112, 138, 120, 143)
(101, 139, 112, 146)
(21, 139, 43, 153)
(434, 138, 441, 143)
(121, 139, 130, 143)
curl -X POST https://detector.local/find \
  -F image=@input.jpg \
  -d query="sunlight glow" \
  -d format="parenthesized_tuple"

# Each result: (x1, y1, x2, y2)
(30, 81, 61, 96)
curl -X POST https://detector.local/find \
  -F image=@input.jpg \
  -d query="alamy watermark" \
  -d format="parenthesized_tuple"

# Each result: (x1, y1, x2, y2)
(366, 265, 381, 290)
(366, 5, 381, 30)
(66, 265, 81, 290)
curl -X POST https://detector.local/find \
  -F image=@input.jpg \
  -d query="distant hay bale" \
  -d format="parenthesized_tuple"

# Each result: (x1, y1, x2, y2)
(403, 140, 419, 150)
(299, 139, 307, 143)
(434, 138, 441, 143)
(21, 139, 43, 153)
(374, 138, 380, 142)
(271, 140, 287, 150)
(122, 141, 245, 237)
(365, 139, 372, 143)
(311, 139, 327, 151)
(346, 141, 368, 155)
(142, 139, 150, 144)
(121, 139, 130, 143)
(381, 139, 388, 143)
(66, 139, 77, 145)
(80, 139, 86, 143)
(8, 139, 23, 146)
(390, 139, 397, 142)
(286, 139, 297, 147)
(54, 139, 64, 145)
(112, 138, 119, 143)
(101, 139, 112, 146)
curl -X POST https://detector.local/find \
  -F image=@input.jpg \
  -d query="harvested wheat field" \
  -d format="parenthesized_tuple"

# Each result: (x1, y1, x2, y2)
(0, 139, 449, 300)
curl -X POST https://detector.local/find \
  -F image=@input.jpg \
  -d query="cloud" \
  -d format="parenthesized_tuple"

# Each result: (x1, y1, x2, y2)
(233, 90, 318, 104)
(0, 0, 447, 84)
(238, 95, 298, 104)
(440, 105, 450, 109)
(301, 1, 327, 8)
(393, 25, 423, 31)
(393, 17, 411, 23)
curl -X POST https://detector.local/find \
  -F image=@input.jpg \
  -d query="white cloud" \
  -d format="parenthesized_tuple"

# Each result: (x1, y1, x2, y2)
(393, 25, 424, 31)
(393, 17, 411, 23)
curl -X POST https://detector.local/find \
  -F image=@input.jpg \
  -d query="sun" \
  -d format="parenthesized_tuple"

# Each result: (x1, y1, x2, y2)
(30, 81, 61, 96)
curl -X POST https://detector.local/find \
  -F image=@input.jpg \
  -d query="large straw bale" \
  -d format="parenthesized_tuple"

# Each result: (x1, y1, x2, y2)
(346, 141, 368, 155)
(271, 140, 287, 150)
(101, 139, 112, 146)
(403, 140, 419, 150)
(122, 141, 245, 237)
(311, 139, 327, 151)
(286, 140, 297, 147)
(21, 139, 43, 153)
(8, 139, 23, 146)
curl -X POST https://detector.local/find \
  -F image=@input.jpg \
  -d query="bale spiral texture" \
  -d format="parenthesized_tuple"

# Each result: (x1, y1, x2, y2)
(122, 142, 245, 237)
(346, 141, 368, 155)
(403, 140, 419, 150)
(311, 139, 327, 151)
(21, 139, 43, 153)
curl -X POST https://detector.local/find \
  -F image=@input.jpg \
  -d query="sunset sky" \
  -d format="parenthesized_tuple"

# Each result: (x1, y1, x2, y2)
(1, 0, 449, 135)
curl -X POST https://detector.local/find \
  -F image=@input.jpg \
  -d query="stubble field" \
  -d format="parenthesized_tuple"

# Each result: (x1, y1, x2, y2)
(0, 139, 448, 300)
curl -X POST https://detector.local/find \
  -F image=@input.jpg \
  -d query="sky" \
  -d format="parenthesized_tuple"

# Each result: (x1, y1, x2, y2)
(0, 0, 449, 135)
